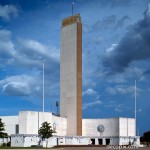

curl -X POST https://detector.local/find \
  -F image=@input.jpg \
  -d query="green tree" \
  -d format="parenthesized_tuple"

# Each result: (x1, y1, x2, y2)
(0, 118, 8, 138)
(38, 121, 55, 148)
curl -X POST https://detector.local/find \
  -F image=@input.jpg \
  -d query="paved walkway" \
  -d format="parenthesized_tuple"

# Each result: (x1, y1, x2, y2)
(0, 146, 149, 150)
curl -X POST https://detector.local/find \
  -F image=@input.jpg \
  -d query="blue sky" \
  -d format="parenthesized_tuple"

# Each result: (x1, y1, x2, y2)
(0, 0, 150, 135)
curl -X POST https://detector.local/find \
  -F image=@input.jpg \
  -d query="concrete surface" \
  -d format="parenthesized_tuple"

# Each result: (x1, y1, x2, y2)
(0, 146, 150, 150)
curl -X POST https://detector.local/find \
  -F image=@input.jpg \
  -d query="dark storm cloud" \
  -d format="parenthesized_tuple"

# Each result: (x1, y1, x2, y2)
(93, 15, 117, 30)
(84, 15, 129, 33)
(108, 0, 131, 8)
(143, 69, 150, 75)
(103, 4, 150, 73)
(82, 0, 131, 8)
(94, 15, 130, 30)
(116, 16, 130, 28)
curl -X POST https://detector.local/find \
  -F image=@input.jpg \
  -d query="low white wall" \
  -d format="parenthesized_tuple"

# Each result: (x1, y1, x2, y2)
(42, 137, 57, 148)
(0, 116, 18, 135)
(82, 118, 119, 136)
(11, 135, 24, 147)
(11, 134, 39, 147)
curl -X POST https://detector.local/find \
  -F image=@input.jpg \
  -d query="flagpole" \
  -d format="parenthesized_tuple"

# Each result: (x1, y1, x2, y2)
(134, 80, 136, 136)
(43, 62, 45, 112)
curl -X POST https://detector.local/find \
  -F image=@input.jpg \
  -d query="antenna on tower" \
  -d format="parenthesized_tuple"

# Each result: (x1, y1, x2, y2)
(72, 1, 74, 16)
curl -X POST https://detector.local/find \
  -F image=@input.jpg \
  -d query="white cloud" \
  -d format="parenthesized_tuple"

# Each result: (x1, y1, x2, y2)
(0, 72, 60, 99)
(82, 89, 102, 110)
(18, 38, 60, 61)
(107, 74, 126, 83)
(18, 39, 50, 59)
(0, 75, 35, 96)
(0, 5, 18, 21)
(0, 29, 60, 99)
(0, 29, 59, 70)
(82, 100, 102, 110)
(0, 29, 16, 56)
(105, 85, 142, 95)
(105, 87, 116, 95)
(0, 29, 17, 67)
(106, 43, 118, 56)
(115, 107, 122, 112)
(82, 88, 97, 96)
(16, 38, 60, 68)
(138, 109, 142, 112)
(2, 82, 31, 96)
(105, 102, 124, 112)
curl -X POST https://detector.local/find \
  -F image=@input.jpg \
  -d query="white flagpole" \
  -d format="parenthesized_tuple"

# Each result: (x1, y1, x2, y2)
(43, 62, 45, 112)
(135, 80, 136, 136)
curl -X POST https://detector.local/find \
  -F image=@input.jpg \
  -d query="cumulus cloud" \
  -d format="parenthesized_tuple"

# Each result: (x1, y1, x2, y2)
(82, 100, 102, 110)
(115, 107, 122, 112)
(0, 5, 18, 21)
(17, 39, 60, 61)
(106, 43, 118, 56)
(0, 29, 16, 57)
(105, 85, 142, 95)
(105, 102, 125, 112)
(82, 88, 102, 110)
(0, 73, 59, 99)
(0, 75, 35, 96)
(103, 3, 150, 73)
(0, 29, 59, 69)
(82, 88, 97, 96)
(0, 29, 60, 98)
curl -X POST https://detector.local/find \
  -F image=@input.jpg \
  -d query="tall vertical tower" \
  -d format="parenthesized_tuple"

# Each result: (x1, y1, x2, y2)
(60, 14, 82, 136)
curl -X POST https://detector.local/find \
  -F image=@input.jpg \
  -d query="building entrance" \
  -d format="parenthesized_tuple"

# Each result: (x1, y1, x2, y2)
(91, 139, 95, 145)
(106, 139, 110, 145)
(98, 139, 103, 145)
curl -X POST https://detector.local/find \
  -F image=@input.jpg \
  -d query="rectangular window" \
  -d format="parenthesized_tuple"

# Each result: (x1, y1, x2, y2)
(15, 124, 19, 134)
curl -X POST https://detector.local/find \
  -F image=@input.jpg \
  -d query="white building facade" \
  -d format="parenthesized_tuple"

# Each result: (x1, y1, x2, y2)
(0, 14, 140, 148)
(0, 110, 140, 147)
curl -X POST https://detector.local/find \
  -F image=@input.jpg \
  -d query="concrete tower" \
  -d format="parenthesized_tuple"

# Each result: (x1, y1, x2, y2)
(60, 14, 82, 136)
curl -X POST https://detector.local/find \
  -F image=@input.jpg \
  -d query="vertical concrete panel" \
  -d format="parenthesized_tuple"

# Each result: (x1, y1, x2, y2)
(119, 118, 135, 136)
(128, 118, 136, 136)
(119, 118, 128, 136)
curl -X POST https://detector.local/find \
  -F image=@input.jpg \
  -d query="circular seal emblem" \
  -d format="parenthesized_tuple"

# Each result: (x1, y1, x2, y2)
(97, 125, 105, 133)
